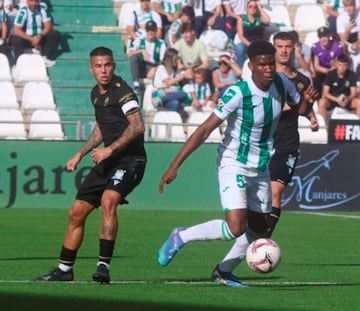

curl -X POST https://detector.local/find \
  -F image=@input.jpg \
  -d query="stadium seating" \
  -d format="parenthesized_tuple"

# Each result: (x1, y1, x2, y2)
(303, 31, 318, 50)
(330, 107, 360, 120)
(21, 81, 56, 111)
(13, 54, 49, 84)
(187, 111, 223, 143)
(0, 108, 27, 139)
(0, 81, 19, 109)
(293, 5, 326, 33)
(298, 114, 328, 144)
(28, 109, 65, 140)
(263, 5, 292, 31)
(151, 111, 186, 141)
(0, 53, 12, 81)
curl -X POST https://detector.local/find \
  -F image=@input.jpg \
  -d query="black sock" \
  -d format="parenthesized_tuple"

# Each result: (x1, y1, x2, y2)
(59, 246, 77, 266)
(266, 207, 281, 238)
(99, 239, 115, 265)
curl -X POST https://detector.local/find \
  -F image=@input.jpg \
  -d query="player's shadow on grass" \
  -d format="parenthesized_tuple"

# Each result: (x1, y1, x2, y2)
(0, 255, 125, 261)
(0, 292, 290, 311)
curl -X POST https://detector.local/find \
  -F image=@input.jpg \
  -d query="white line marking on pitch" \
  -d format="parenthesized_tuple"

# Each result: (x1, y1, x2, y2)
(0, 280, 349, 286)
(292, 211, 360, 219)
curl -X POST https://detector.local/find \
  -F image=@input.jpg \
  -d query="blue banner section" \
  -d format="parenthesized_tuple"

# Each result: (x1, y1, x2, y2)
(282, 144, 360, 211)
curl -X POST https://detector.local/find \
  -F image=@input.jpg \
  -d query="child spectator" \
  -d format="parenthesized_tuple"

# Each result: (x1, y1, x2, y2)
(183, 67, 214, 112)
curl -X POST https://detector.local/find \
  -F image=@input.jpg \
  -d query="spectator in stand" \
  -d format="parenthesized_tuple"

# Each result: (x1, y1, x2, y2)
(318, 54, 360, 123)
(183, 67, 214, 112)
(165, 5, 194, 47)
(0, 0, 11, 63)
(212, 53, 242, 102)
(125, 0, 163, 45)
(222, 0, 247, 40)
(151, 0, 190, 34)
(174, 22, 209, 69)
(288, 30, 312, 79)
(127, 20, 167, 93)
(311, 26, 345, 95)
(235, 0, 270, 69)
(152, 47, 193, 114)
(325, 0, 360, 37)
(193, 0, 224, 38)
(336, 0, 360, 75)
(11, 0, 60, 67)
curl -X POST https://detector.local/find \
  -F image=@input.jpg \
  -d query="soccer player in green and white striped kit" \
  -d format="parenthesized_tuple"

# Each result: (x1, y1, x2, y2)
(157, 40, 314, 285)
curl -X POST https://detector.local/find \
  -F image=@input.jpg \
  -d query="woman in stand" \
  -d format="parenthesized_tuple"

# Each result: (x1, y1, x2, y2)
(152, 47, 193, 113)
(234, 0, 270, 68)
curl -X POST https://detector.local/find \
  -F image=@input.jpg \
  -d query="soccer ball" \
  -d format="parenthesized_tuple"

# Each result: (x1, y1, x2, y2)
(246, 238, 281, 273)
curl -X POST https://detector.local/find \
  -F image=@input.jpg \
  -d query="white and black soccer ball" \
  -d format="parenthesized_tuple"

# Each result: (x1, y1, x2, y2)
(246, 238, 281, 273)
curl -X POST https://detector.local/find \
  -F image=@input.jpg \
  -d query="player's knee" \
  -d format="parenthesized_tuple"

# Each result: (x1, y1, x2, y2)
(225, 221, 246, 239)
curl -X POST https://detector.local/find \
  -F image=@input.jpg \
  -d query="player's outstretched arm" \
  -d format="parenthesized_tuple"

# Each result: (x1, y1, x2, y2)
(158, 113, 222, 193)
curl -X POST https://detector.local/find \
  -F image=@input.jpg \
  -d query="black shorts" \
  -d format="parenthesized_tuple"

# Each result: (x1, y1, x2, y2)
(269, 151, 299, 185)
(76, 157, 146, 207)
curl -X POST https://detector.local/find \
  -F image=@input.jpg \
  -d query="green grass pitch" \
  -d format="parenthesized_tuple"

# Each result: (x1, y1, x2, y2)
(0, 208, 359, 311)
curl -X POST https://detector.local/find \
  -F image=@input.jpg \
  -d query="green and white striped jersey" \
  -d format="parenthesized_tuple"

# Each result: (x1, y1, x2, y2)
(153, 0, 190, 14)
(214, 73, 300, 172)
(14, 5, 52, 36)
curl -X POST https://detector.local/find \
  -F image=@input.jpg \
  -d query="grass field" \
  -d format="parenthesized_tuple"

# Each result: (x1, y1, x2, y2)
(0, 208, 359, 311)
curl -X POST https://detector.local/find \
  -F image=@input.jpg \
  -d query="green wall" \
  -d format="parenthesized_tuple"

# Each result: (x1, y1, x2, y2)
(0, 141, 220, 210)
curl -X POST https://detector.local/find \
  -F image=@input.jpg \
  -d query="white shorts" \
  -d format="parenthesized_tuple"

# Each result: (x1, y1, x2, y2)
(218, 159, 272, 214)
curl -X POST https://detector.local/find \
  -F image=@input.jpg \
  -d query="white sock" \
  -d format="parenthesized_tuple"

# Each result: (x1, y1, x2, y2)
(58, 263, 72, 272)
(218, 228, 268, 273)
(179, 219, 235, 243)
(218, 233, 250, 272)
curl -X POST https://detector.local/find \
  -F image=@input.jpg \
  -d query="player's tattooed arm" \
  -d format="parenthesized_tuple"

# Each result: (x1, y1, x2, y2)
(109, 110, 145, 154)
(79, 124, 103, 158)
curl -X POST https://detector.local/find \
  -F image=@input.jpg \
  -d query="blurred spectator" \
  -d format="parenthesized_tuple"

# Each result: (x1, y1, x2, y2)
(152, 47, 193, 113)
(0, 0, 11, 62)
(311, 26, 345, 94)
(127, 20, 167, 92)
(11, 0, 60, 67)
(193, 0, 224, 38)
(174, 22, 209, 69)
(288, 30, 312, 79)
(212, 53, 242, 102)
(318, 54, 360, 123)
(336, 0, 360, 75)
(165, 5, 194, 47)
(151, 0, 189, 34)
(125, 0, 162, 44)
(325, 0, 360, 36)
(222, 0, 247, 40)
(235, 0, 270, 68)
(183, 67, 214, 112)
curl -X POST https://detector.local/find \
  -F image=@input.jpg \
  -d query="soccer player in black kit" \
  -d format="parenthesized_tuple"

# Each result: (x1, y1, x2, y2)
(211, 32, 320, 287)
(34, 46, 147, 283)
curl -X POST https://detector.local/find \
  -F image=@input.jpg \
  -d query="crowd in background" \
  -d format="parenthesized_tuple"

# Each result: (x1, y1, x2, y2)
(123, 0, 360, 123)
